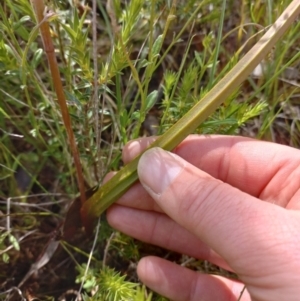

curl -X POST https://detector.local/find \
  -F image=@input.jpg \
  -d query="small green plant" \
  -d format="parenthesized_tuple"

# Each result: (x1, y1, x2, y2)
(76, 264, 155, 301)
(0, 230, 20, 263)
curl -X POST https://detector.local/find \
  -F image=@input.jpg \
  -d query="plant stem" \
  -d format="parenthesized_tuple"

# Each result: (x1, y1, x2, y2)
(30, 0, 86, 206)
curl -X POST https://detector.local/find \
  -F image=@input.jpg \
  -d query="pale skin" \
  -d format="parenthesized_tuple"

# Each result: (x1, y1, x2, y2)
(106, 135, 300, 301)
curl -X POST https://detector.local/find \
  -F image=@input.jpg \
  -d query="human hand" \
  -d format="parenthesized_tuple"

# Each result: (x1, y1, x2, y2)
(106, 135, 300, 301)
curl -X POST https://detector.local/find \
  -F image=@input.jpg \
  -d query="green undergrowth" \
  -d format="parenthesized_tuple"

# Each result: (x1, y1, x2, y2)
(1, 0, 300, 300)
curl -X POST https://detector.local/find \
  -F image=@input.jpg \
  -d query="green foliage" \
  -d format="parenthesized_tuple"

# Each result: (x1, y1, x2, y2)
(76, 263, 99, 292)
(77, 264, 155, 301)
(159, 54, 268, 135)
(0, 231, 20, 263)
(110, 232, 141, 261)
(98, 267, 138, 300)
(100, 0, 144, 82)
(60, 7, 93, 81)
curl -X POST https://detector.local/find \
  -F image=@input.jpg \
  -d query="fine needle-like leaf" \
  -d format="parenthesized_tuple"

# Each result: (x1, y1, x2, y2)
(81, 0, 300, 233)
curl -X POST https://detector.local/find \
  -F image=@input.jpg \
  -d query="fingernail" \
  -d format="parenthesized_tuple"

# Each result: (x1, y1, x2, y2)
(138, 148, 184, 195)
(125, 140, 141, 153)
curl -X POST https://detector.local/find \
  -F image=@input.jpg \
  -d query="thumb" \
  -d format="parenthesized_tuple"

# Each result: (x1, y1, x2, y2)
(137, 148, 295, 276)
